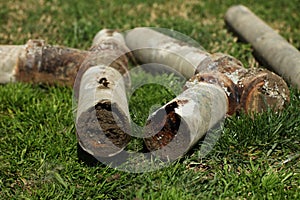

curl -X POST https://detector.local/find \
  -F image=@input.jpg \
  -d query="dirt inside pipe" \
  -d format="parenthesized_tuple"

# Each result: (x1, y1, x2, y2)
(76, 101, 131, 157)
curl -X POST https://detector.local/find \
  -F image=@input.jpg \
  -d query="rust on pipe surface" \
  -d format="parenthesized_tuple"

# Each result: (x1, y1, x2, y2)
(195, 53, 290, 114)
(5, 40, 88, 86)
(238, 68, 290, 113)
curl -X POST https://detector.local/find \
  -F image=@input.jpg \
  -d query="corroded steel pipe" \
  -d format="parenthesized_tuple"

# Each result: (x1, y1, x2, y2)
(75, 29, 132, 158)
(125, 27, 290, 115)
(126, 27, 290, 160)
(0, 40, 88, 86)
(144, 82, 228, 160)
(0, 30, 132, 159)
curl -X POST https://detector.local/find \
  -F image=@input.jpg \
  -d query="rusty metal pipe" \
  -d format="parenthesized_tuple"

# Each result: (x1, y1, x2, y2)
(125, 27, 290, 115)
(0, 40, 88, 86)
(125, 27, 290, 159)
(75, 29, 132, 158)
(144, 82, 228, 160)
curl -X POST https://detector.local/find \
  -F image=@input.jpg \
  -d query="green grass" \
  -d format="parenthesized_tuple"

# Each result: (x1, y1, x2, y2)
(1, 0, 300, 199)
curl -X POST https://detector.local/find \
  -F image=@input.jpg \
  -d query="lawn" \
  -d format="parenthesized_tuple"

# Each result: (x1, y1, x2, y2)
(0, 0, 299, 199)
